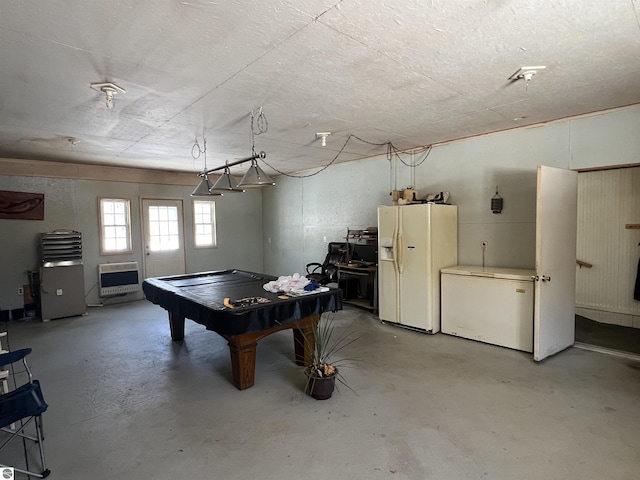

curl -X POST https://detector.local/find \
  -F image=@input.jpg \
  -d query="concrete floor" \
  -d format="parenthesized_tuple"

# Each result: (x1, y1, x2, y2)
(3, 301, 639, 480)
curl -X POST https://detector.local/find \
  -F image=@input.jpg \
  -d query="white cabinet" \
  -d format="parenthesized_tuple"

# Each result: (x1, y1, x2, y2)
(40, 264, 86, 321)
(441, 266, 535, 352)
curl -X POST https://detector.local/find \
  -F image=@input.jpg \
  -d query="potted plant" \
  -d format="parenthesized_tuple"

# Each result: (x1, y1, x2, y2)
(303, 313, 358, 400)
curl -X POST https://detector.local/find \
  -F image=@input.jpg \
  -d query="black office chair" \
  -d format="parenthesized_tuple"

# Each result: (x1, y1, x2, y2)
(0, 348, 50, 478)
(305, 242, 347, 285)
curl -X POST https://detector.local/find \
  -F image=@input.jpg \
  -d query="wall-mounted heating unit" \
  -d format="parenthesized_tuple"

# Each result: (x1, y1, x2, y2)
(98, 262, 140, 297)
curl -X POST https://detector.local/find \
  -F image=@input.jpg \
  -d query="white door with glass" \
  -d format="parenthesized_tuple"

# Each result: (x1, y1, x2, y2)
(142, 199, 186, 278)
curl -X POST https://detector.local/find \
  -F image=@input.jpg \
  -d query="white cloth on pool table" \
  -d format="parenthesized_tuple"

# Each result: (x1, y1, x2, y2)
(263, 273, 310, 294)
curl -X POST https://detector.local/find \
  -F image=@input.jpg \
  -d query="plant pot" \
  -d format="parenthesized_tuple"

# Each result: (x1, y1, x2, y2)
(305, 368, 337, 400)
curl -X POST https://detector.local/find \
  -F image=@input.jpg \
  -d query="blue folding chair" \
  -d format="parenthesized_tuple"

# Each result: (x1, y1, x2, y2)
(0, 348, 50, 478)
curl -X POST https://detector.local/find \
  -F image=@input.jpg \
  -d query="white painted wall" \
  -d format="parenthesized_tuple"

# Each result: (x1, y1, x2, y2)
(0, 176, 263, 311)
(2, 104, 639, 316)
(263, 105, 640, 279)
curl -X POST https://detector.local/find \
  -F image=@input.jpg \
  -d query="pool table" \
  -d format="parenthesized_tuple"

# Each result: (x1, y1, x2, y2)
(142, 269, 343, 389)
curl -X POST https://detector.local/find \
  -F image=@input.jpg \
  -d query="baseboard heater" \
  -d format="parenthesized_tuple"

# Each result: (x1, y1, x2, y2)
(98, 262, 140, 297)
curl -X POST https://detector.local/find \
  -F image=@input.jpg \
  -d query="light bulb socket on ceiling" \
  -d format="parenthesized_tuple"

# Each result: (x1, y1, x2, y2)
(90, 82, 126, 109)
(508, 66, 546, 82)
(316, 132, 331, 147)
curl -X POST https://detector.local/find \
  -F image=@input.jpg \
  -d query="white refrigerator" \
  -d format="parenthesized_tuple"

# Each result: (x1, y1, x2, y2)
(377, 204, 457, 333)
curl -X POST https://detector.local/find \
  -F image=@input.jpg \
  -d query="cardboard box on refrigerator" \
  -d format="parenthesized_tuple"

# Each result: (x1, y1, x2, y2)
(392, 189, 418, 205)
(403, 189, 417, 201)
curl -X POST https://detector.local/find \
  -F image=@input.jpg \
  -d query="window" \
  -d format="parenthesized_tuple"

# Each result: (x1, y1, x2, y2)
(193, 200, 217, 248)
(99, 198, 132, 254)
(148, 205, 180, 251)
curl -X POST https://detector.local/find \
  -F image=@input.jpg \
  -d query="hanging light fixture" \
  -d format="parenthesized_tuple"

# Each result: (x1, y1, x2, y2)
(210, 163, 245, 192)
(192, 108, 276, 193)
(237, 158, 275, 188)
(191, 174, 222, 197)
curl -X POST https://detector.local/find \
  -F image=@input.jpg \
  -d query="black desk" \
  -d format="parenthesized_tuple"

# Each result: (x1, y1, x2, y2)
(336, 262, 378, 311)
(143, 269, 342, 389)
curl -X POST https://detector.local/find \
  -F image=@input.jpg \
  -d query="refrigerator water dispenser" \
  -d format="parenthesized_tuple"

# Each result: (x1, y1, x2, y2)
(379, 239, 394, 262)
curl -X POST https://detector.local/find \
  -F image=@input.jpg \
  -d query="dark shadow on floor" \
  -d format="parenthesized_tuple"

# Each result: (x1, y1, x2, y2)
(575, 315, 640, 355)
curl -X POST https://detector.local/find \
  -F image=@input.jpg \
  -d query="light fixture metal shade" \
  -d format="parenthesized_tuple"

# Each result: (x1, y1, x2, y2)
(237, 161, 275, 188)
(191, 175, 222, 196)
(210, 169, 245, 192)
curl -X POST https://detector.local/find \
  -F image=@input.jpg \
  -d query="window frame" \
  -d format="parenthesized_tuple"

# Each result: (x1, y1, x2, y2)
(192, 199, 217, 249)
(98, 197, 133, 255)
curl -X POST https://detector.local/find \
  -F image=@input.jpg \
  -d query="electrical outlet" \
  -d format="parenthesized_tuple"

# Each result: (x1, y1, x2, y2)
(17, 287, 23, 295)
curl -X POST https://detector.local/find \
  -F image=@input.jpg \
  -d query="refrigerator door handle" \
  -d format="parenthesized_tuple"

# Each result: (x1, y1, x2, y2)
(392, 210, 401, 323)
(397, 231, 404, 273)
(396, 212, 404, 274)
(391, 218, 400, 274)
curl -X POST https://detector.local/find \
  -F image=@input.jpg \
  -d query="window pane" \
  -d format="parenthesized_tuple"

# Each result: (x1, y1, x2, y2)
(148, 205, 180, 252)
(193, 200, 216, 247)
(100, 198, 132, 254)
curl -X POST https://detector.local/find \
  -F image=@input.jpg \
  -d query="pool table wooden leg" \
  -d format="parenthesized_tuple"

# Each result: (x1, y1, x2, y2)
(168, 312, 185, 341)
(225, 338, 258, 390)
(293, 317, 317, 366)
(222, 314, 319, 390)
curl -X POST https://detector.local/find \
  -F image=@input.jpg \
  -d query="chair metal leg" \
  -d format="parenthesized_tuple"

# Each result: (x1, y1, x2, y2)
(7, 464, 51, 478)
(0, 414, 50, 478)
(35, 415, 48, 475)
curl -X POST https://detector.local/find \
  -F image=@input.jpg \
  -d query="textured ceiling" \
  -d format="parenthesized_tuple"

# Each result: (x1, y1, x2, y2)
(1, 0, 639, 176)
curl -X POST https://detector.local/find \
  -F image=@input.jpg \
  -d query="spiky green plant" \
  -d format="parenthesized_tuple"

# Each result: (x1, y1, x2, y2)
(304, 313, 359, 394)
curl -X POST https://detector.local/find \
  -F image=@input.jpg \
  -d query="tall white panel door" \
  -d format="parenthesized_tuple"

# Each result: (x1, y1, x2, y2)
(534, 165, 578, 361)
